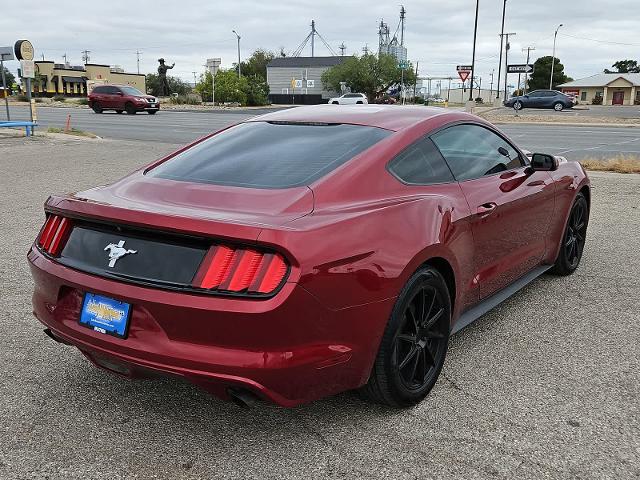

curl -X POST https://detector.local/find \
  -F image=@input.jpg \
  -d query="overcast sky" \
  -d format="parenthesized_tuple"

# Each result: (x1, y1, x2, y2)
(2, 0, 638, 86)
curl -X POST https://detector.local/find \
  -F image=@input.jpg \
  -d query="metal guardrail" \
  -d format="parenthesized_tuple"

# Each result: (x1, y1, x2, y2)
(0, 121, 37, 136)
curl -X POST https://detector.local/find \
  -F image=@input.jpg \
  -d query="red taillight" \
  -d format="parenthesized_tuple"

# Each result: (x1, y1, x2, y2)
(37, 214, 72, 257)
(193, 245, 289, 295)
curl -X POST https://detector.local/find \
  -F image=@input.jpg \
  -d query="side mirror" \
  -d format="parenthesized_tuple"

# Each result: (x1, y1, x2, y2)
(530, 153, 559, 171)
(116, 91, 124, 96)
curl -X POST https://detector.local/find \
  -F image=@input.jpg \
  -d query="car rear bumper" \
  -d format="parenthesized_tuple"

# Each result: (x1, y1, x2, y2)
(28, 247, 391, 406)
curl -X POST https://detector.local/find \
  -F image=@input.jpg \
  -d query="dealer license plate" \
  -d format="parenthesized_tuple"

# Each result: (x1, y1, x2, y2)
(79, 293, 131, 339)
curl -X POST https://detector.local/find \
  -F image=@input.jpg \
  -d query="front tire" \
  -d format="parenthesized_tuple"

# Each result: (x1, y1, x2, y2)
(147, 110, 157, 115)
(91, 103, 103, 114)
(125, 103, 137, 115)
(513, 101, 523, 111)
(552, 192, 588, 275)
(361, 266, 451, 407)
(115, 110, 123, 114)
(331, 101, 339, 105)
(553, 102, 564, 111)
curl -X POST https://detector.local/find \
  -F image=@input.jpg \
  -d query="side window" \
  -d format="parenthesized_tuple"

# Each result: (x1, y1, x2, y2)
(105, 86, 118, 95)
(388, 137, 454, 185)
(92, 86, 105, 94)
(431, 124, 524, 181)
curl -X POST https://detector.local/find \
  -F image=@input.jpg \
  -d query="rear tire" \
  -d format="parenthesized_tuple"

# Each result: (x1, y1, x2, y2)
(125, 103, 136, 115)
(331, 101, 339, 104)
(360, 266, 451, 407)
(513, 101, 523, 111)
(551, 193, 588, 276)
(115, 110, 123, 114)
(553, 102, 564, 111)
(91, 103, 103, 114)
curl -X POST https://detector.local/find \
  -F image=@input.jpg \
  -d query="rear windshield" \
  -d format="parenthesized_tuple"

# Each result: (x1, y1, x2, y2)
(147, 121, 391, 189)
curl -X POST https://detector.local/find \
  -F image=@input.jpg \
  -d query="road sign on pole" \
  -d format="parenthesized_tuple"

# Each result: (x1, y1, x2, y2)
(456, 65, 473, 71)
(507, 64, 534, 74)
(458, 71, 470, 82)
(1, 47, 14, 121)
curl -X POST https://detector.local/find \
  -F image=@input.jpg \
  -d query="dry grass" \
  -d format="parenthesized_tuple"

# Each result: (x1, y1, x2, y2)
(579, 156, 640, 174)
(46, 126, 98, 138)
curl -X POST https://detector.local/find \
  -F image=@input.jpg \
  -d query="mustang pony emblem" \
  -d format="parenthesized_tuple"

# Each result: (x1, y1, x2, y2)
(104, 240, 137, 268)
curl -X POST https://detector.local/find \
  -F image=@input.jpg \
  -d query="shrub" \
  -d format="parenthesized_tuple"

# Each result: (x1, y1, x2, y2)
(591, 96, 603, 105)
(16, 94, 28, 102)
(34, 97, 43, 103)
(76, 98, 89, 105)
(169, 94, 201, 105)
(475, 97, 484, 104)
(52, 95, 66, 102)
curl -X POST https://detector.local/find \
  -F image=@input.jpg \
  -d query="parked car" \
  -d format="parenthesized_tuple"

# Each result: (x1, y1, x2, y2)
(29, 106, 590, 408)
(329, 93, 368, 105)
(88, 85, 159, 115)
(505, 89, 574, 111)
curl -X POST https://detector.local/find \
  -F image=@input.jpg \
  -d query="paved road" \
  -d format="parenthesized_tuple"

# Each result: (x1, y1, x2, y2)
(493, 105, 640, 119)
(1, 136, 639, 479)
(5, 105, 640, 160)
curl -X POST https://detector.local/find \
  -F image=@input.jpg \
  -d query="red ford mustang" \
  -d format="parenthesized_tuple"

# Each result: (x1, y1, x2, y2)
(29, 106, 590, 407)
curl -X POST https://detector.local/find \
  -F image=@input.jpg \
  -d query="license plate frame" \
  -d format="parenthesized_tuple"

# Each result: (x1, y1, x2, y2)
(79, 292, 132, 339)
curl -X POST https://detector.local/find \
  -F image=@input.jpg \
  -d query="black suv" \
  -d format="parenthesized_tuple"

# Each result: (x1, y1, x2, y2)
(505, 90, 574, 111)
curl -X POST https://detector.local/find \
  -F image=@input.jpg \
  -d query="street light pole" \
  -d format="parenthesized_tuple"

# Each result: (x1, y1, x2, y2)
(469, 0, 480, 102)
(496, 0, 507, 99)
(232, 30, 241, 77)
(550, 24, 563, 90)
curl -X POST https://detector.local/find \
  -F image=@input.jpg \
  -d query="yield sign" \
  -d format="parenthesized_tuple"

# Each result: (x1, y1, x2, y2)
(458, 70, 470, 82)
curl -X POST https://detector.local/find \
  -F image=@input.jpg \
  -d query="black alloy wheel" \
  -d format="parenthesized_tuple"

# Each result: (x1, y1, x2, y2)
(552, 192, 588, 275)
(361, 267, 450, 407)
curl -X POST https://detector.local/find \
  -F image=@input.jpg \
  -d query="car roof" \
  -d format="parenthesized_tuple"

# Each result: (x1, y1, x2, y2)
(246, 105, 454, 132)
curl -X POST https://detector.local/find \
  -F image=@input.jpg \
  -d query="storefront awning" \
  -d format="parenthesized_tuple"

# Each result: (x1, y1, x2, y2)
(61, 76, 85, 84)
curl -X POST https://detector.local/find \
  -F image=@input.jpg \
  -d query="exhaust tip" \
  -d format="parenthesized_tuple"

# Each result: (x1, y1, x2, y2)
(227, 387, 261, 409)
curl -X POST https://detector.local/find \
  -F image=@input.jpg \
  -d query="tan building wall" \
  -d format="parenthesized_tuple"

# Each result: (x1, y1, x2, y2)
(563, 78, 638, 106)
(33, 61, 145, 97)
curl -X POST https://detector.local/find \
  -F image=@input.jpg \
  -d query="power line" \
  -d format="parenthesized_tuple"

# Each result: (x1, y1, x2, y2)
(559, 32, 640, 47)
(81, 50, 91, 64)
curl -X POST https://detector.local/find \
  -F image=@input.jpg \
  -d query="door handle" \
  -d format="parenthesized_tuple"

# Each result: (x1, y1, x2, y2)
(476, 202, 497, 216)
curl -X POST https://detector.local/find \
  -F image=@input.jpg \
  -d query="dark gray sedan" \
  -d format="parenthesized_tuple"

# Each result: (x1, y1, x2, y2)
(505, 90, 575, 111)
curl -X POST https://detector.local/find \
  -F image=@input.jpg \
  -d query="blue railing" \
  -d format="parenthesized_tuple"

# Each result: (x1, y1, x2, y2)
(0, 121, 37, 136)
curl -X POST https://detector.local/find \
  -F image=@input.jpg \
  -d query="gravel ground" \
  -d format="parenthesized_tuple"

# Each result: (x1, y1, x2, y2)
(1, 136, 639, 480)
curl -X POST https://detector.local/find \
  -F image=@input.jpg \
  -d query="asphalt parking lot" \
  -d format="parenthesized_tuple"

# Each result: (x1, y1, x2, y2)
(1, 135, 639, 479)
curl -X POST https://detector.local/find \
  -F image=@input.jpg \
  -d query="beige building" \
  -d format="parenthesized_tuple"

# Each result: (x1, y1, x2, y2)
(32, 61, 145, 97)
(559, 73, 640, 106)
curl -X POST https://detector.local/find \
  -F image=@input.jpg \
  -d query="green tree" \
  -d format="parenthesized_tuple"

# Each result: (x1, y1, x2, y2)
(1, 66, 15, 90)
(145, 73, 191, 96)
(527, 56, 572, 91)
(195, 69, 269, 106)
(604, 60, 639, 74)
(321, 53, 416, 101)
(239, 49, 275, 81)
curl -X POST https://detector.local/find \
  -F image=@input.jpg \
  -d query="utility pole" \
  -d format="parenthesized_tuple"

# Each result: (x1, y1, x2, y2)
(310, 20, 316, 57)
(63, 53, 68, 65)
(362, 45, 369, 55)
(550, 24, 563, 90)
(81, 50, 91, 64)
(192, 71, 197, 88)
(489, 69, 495, 99)
(232, 30, 241, 77)
(339, 43, 346, 56)
(136, 50, 142, 74)
(1, 52, 10, 120)
(447, 77, 452, 102)
(496, 0, 507, 99)
(469, 0, 480, 101)
(522, 46, 535, 94)
(502, 32, 516, 100)
(413, 61, 418, 101)
(399, 5, 406, 46)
